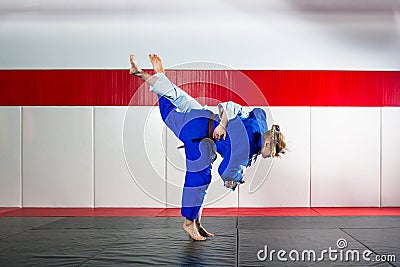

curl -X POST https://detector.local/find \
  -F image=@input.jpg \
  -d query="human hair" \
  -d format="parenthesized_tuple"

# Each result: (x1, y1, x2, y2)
(263, 124, 287, 158)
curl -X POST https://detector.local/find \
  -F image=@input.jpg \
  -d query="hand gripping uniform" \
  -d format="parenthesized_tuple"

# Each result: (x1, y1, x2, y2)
(150, 73, 268, 220)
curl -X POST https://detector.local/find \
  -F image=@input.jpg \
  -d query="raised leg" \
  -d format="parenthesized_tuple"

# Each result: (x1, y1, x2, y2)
(147, 54, 203, 113)
(148, 54, 165, 74)
(129, 54, 159, 86)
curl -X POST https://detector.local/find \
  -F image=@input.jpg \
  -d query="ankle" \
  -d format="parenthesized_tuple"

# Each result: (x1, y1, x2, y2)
(184, 218, 194, 226)
(131, 70, 144, 76)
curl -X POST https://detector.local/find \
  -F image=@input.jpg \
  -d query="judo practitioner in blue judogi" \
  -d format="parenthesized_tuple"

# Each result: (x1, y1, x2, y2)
(129, 54, 286, 241)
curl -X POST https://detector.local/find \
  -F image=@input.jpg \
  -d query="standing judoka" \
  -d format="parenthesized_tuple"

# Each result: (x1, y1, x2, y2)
(129, 54, 287, 241)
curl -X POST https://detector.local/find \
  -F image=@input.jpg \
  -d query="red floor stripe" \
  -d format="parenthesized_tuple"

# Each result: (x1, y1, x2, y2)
(0, 208, 165, 217)
(92, 208, 165, 217)
(155, 208, 321, 217)
(156, 208, 181, 217)
(1, 208, 399, 217)
(0, 208, 19, 217)
(312, 207, 400, 216)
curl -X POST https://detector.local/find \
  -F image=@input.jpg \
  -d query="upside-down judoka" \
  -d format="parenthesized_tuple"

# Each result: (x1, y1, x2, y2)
(129, 54, 287, 241)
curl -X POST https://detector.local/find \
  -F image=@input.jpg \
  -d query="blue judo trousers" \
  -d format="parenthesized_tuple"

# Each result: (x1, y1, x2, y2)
(158, 95, 268, 221)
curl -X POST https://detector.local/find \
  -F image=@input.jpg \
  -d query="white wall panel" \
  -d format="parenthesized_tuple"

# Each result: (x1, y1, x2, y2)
(22, 107, 93, 207)
(166, 107, 238, 208)
(311, 108, 380, 207)
(239, 107, 311, 207)
(0, 1, 399, 70)
(381, 108, 400, 206)
(94, 107, 165, 207)
(0, 107, 21, 207)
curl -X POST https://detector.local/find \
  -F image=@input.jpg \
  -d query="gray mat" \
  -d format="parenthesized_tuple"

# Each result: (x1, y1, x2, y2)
(0, 228, 131, 266)
(239, 228, 392, 266)
(36, 216, 236, 231)
(343, 228, 400, 267)
(238, 216, 400, 230)
(0, 217, 61, 240)
(0, 216, 398, 266)
(82, 229, 236, 266)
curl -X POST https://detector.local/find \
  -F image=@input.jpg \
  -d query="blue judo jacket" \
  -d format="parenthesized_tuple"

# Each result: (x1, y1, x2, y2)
(213, 108, 268, 183)
(177, 107, 268, 183)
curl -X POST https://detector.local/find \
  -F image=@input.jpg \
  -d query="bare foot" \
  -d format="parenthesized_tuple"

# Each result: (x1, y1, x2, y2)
(149, 54, 165, 74)
(182, 219, 206, 241)
(197, 223, 215, 237)
(129, 54, 143, 75)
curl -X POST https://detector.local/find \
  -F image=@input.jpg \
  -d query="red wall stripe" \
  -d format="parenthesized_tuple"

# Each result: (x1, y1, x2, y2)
(0, 70, 399, 106)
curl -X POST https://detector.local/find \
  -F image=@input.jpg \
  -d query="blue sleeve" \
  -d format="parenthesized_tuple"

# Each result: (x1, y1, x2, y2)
(252, 108, 268, 134)
(218, 150, 244, 183)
